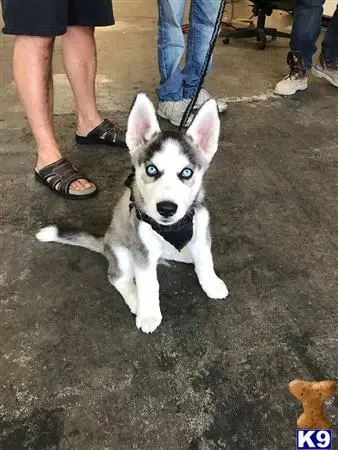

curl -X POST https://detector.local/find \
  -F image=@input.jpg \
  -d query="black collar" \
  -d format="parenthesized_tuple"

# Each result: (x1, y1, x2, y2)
(124, 169, 195, 251)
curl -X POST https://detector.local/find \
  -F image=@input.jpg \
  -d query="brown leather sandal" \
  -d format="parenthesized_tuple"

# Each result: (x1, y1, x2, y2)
(35, 158, 97, 200)
(75, 119, 127, 148)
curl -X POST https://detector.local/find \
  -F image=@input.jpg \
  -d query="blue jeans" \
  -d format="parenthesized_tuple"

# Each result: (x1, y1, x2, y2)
(157, 0, 221, 102)
(291, 0, 338, 68)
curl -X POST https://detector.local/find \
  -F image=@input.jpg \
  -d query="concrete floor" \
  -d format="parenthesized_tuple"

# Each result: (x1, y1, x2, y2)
(1, 1, 337, 449)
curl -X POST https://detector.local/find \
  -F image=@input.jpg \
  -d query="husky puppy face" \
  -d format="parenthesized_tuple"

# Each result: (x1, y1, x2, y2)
(126, 94, 220, 225)
(132, 132, 204, 225)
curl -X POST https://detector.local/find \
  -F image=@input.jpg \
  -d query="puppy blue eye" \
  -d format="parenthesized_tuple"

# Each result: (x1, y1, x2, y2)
(180, 168, 193, 180)
(146, 165, 158, 177)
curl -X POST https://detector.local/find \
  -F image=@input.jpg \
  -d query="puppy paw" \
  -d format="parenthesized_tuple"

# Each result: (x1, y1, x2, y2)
(125, 294, 138, 315)
(112, 279, 138, 315)
(136, 313, 162, 334)
(123, 286, 138, 315)
(202, 276, 229, 299)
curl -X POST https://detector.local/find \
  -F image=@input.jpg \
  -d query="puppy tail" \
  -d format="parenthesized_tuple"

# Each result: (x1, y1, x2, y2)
(36, 225, 104, 254)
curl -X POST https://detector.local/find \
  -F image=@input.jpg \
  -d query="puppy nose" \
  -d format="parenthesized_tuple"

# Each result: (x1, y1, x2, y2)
(157, 201, 178, 217)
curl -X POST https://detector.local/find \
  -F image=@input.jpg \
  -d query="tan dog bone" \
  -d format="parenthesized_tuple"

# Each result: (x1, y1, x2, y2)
(289, 379, 336, 429)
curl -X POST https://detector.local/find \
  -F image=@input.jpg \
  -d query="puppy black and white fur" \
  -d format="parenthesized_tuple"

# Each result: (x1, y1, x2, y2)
(36, 93, 228, 333)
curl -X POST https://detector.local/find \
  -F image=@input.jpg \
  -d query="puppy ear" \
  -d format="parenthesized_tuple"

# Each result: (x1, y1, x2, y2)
(186, 99, 220, 163)
(126, 93, 161, 153)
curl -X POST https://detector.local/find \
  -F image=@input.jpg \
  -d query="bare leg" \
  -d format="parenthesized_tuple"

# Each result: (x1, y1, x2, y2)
(13, 36, 93, 191)
(62, 26, 103, 136)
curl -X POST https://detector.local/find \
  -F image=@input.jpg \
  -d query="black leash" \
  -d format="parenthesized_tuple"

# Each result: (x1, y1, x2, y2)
(123, 3, 228, 246)
(179, 0, 227, 130)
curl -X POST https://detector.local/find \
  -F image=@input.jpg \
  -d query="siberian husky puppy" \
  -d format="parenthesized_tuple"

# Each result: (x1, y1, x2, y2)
(36, 93, 228, 333)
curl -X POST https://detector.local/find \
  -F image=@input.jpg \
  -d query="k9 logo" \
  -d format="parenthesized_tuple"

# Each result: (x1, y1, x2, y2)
(296, 429, 332, 449)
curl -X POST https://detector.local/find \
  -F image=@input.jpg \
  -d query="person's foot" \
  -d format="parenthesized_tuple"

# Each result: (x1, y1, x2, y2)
(77, 115, 103, 138)
(76, 119, 127, 148)
(192, 88, 228, 113)
(157, 99, 194, 127)
(36, 146, 94, 193)
(274, 52, 308, 96)
(312, 55, 338, 88)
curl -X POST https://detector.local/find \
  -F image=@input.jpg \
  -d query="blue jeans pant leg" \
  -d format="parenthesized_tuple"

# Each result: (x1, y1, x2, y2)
(322, 4, 338, 61)
(290, 0, 324, 68)
(183, 0, 221, 99)
(156, 0, 186, 102)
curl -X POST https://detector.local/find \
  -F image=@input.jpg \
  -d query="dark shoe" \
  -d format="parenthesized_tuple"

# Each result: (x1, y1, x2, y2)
(35, 158, 97, 200)
(312, 54, 338, 88)
(76, 119, 127, 148)
(274, 51, 308, 96)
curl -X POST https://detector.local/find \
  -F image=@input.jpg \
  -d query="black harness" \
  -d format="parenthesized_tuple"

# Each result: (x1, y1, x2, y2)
(125, 170, 195, 252)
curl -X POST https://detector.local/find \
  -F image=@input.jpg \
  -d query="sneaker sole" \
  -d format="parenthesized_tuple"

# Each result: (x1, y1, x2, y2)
(193, 103, 228, 114)
(193, 103, 228, 113)
(218, 106, 228, 114)
(273, 83, 308, 96)
(312, 66, 338, 88)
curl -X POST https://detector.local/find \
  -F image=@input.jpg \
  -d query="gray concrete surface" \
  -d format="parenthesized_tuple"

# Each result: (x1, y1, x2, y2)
(0, 1, 337, 449)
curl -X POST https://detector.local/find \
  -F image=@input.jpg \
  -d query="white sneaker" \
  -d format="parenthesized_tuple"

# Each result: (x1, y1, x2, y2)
(157, 99, 194, 127)
(274, 73, 308, 96)
(193, 88, 228, 113)
(312, 56, 338, 88)
(274, 51, 308, 96)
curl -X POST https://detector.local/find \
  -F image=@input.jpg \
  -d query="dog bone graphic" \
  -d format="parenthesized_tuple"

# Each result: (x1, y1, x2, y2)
(289, 379, 336, 429)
